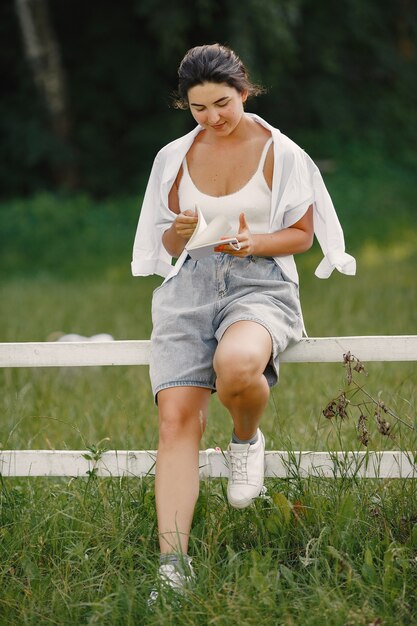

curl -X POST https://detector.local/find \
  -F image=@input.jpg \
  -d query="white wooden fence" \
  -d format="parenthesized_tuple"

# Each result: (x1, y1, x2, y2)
(1, 336, 416, 479)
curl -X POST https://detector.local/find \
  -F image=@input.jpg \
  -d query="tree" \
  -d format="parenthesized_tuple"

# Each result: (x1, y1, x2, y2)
(14, 0, 78, 189)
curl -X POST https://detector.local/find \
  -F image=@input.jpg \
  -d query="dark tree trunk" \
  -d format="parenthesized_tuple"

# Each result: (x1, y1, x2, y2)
(15, 0, 79, 189)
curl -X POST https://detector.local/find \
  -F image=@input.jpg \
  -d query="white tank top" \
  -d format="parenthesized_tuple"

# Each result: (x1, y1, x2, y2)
(178, 137, 273, 234)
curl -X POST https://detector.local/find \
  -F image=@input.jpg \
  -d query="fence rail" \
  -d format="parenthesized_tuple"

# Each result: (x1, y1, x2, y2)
(1, 336, 416, 368)
(0, 449, 416, 479)
(1, 336, 416, 479)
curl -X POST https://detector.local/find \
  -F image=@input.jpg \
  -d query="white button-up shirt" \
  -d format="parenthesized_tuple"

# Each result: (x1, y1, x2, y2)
(131, 113, 356, 285)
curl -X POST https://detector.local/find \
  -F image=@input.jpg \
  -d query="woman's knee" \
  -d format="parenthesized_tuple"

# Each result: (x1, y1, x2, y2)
(157, 388, 209, 443)
(214, 321, 272, 394)
(214, 350, 265, 395)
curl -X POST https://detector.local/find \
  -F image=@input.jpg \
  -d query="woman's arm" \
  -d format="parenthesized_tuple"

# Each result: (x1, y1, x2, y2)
(161, 169, 198, 257)
(252, 205, 314, 256)
(216, 205, 314, 257)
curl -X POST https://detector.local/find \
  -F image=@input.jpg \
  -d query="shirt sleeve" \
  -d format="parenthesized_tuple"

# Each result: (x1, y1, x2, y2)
(279, 145, 314, 228)
(131, 153, 174, 277)
(282, 198, 313, 229)
(306, 158, 356, 278)
(272, 136, 356, 279)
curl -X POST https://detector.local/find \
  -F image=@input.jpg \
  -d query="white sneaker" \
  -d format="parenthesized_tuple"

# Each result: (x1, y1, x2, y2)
(147, 557, 194, 606)
(227, 429, 265, 509)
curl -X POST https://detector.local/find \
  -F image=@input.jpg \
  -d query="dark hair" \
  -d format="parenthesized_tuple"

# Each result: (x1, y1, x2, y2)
(173, 44, 265, 109)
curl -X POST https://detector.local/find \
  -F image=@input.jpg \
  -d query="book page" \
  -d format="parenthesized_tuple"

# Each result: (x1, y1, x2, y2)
(184, 205, 207, 249)
(186, 237, 241, 260)
(187, 208, 232, 250)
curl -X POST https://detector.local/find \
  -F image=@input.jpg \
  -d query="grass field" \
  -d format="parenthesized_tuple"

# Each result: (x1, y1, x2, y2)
(0, 154, 416, 624)
(1, 240, 415, 454)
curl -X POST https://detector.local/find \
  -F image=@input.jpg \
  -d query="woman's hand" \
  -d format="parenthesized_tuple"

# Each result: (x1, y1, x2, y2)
(215, 213, 255, 257)
(214, 205, 314, 258)
(174, 209, 198, 241)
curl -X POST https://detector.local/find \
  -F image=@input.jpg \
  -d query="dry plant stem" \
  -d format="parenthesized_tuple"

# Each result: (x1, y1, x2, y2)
(343, 351, 414, 431)
(350, 381, 414, 431)
(323, 353, 415, 447)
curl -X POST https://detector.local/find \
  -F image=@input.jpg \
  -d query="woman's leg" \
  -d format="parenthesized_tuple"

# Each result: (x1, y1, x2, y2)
(213, 320, 272, 439)
(155, 386, 212, 554)
(213, 321, 272, 508)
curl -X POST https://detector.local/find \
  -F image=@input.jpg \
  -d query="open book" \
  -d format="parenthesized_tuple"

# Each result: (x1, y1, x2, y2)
(185, 206, 241, 260)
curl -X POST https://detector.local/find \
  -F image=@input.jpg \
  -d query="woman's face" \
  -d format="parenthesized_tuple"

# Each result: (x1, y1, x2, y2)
(187, 82, 247, 137)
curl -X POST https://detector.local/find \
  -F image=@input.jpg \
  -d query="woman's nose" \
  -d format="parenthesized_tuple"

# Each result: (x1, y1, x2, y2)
(207, 109, 221, 125)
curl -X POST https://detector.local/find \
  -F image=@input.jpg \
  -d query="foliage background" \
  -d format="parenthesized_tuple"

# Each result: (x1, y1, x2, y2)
(1, 4, 416, 624)
(1, 0, 416, 197)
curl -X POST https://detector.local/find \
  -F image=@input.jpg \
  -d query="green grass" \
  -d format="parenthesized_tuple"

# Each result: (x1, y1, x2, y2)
(1, 475, 417, 624)
(0, 245, 415, 625)
(0, 242, 415, 453)
(0, 152, 416, 624)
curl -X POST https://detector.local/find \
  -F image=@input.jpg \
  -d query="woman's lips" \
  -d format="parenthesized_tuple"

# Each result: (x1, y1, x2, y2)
(211, 122, 226, 130)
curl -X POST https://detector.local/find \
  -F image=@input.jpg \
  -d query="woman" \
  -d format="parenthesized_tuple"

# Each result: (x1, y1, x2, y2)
(132, 44, 355, 597)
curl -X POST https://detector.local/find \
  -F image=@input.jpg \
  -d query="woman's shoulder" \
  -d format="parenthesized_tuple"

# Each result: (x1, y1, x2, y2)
(155, 127, 201, 161)
(249, 113, 305, 154)
(251, 115, 312, 179)
(270, 127, 311, 172)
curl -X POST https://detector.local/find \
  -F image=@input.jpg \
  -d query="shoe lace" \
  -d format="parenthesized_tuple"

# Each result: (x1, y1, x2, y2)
(229, 449, 249, 482)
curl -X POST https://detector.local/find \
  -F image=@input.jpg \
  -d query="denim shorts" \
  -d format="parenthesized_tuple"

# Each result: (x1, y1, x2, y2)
(149, 254, 303, 401)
